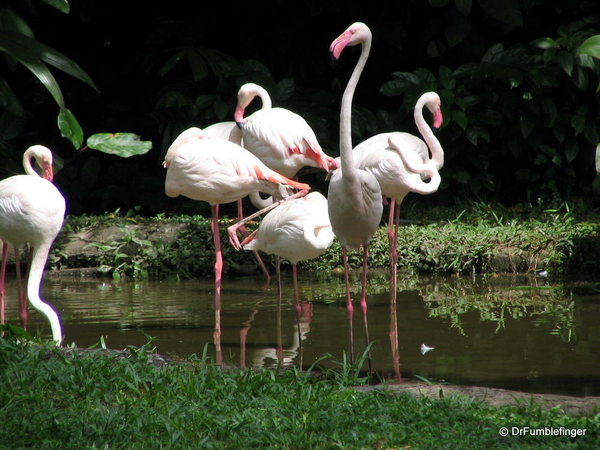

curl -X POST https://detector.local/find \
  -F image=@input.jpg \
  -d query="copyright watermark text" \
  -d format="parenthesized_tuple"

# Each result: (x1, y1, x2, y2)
(499, 427, 587, 438)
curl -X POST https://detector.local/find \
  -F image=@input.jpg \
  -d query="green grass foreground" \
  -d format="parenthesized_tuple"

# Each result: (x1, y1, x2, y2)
(1, 339, 598, 450)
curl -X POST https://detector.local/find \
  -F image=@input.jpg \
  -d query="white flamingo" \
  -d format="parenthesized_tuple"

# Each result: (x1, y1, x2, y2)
(0, 145, 66, 344)
(234, 83, 338, 178)
(352, 93, 444, 271)
(327, 22, 383, 361)
(242, 191, 334, 300)
(163, 127, 309, 362)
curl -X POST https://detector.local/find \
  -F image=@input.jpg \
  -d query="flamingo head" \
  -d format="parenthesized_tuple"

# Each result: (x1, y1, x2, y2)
(41, 156, 54, 181)
(26, 145, 54, 181)
(235, 82, 272, 126)
(329, 22, 372, 60)
(326, 156, 340, 171)
(423, 92, 443, 129)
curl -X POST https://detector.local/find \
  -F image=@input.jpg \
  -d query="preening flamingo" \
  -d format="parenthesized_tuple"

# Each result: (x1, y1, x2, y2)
(234, 83, 338, 178)
(0, 145, 66, 345)
(327, 22, 383, 361)
(242, 191, 334, 300)
(203, 85, 276, 279)
(163, 127, 310, 362)
(352, 92, 444, 282)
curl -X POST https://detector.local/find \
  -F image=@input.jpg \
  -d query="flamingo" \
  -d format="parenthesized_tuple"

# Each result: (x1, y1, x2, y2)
(234, 83, 338, 179)
(242, 191, 334, 301)
(163, 127, 310, 362)
(241, 192, 331, 366)
(327, 22, 383, 362)
(0, 145, 66, 345)
(352, 92, 444, 294)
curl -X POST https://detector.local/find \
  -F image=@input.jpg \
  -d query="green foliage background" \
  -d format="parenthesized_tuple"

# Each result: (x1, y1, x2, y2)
(1, 0, 599, 217)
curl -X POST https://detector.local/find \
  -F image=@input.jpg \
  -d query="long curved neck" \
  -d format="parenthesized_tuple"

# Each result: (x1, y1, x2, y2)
(22, 149, 39, 177)
(27, 244, 63, 344)
(414, 101, 444, 170)
(340, 38, 371, 182)
(256, 86, 272, 110)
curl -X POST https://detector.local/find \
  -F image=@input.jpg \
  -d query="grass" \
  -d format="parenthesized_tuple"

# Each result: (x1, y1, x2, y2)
(53, 200, 600, 280)
(1, 338, 598, 449)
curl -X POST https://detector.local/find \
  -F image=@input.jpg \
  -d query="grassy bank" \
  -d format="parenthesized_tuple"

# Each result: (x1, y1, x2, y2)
(1, 338, 598, 449)
(55, 201, 600, 280)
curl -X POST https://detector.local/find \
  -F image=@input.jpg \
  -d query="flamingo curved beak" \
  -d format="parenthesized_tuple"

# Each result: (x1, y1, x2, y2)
(433, 108, 443, 129)
(43, 162, 54, 181)
(329, 30, 353, 60)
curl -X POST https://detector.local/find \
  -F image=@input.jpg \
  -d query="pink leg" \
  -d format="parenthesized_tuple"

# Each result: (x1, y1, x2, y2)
(275, 257, 283, 363)
(387, 199, 396, 243)
(389, 285, 401, 383)
(360, 245, 372, 350)
(227, 189, 309, 250)
(210, 204, 223, 365)
(292, 264, 303, 353)
(238, 199, 271, 282)
(15, 247, 28, 330)
(342, 246, 354, 363)
(0, 244, 7, 325)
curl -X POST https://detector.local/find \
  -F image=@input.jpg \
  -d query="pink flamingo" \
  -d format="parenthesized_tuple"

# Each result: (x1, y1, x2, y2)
(242, 191, 334, 301)
(234, 83, 338, 178)
(353, 91, 444, 255)
(241, 192, 331, 366)
(0, 145, 66, 344)
(327, 22, 383, 362)
(163, 127, 310, 362)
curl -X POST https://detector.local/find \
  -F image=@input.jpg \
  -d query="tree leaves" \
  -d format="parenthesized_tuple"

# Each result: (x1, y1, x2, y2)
(86, 133, 153, 158)
(58, 108, 83, 149)
(578, 35, 600, 60)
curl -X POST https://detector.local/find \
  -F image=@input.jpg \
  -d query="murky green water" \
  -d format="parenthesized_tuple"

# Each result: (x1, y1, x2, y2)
(3, 271, 599, 397)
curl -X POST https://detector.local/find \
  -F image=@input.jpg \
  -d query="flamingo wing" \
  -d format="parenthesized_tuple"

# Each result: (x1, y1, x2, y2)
(240, 108, 331, 177)
(165, 131, 309, 205)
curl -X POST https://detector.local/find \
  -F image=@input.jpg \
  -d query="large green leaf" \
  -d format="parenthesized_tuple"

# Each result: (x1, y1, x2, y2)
(87, 133, 153, 158)
(0, 32, 97, 90)
(0, 35, 65, 107)
(57, 108, 83, 149)
(578, 35, 600, 59)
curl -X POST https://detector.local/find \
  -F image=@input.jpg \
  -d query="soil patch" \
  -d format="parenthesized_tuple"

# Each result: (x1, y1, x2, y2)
(355, 383, 600, 415)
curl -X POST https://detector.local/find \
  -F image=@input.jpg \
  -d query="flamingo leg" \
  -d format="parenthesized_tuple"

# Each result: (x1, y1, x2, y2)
(210, 204, 223, 365)
(14, 247, 29, 330)
(276, 256, 283, 364)
(387, 199, 396, 243)
(227, 189, 309, 250)
(238, 198, 271, 282)
(342, 246, 354, 364)
(360, 244, 373, 375)
(0, 243, 7, 325)
(389, 285, 401, 383)
(292, 264, 303, 353)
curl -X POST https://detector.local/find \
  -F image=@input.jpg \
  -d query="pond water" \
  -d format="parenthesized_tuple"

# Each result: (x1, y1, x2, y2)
(3, 271, 600, 397)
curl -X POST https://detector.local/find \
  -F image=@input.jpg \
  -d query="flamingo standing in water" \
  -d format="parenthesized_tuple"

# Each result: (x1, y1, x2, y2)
(242, 191, 334, 301)
(242, 191, 332, 363)
(353, 92, 444, 268)
(163, 127, 310, 362)
(327, 22, 383, 361)
(0, 145, 66, 345)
